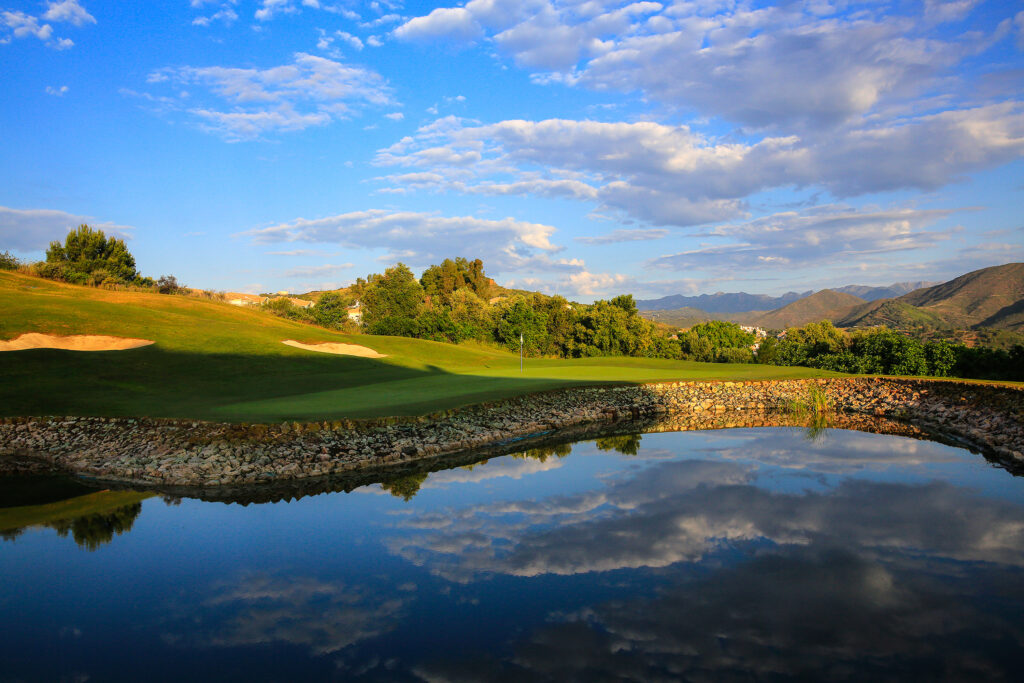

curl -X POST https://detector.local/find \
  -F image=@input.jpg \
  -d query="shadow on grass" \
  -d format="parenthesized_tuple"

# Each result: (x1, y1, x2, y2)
(0, 346, 651, 422)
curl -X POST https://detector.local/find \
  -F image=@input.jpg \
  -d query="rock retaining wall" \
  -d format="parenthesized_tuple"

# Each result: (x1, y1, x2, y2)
(1, 378, 1021, 488)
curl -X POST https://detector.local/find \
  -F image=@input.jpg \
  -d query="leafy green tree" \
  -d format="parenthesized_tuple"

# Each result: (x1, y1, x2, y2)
(311, 292, 351, 329)
(784, 320, 847, 355)
(495, 297, 549, 355)
(262, 297, 310, 322)
(447, 287, 492, 341)
(420, 257, 491, 303)
(924, 340, 956, 377)
(756, 336, 779, 364)
(680, 320, 755, 361)
(362, 263, 424, 336)
(0, 250, 20, 271)
(850, 328, 927, 375)
(45, 224, 138, 284)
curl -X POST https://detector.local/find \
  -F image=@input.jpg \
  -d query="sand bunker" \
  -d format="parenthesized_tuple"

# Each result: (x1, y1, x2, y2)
(282, 339, 387, 358)
(0, 333, 155, 352)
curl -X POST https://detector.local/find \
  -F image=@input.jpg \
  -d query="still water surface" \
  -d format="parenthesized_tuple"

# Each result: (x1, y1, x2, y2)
(2, 427, 1024, 681)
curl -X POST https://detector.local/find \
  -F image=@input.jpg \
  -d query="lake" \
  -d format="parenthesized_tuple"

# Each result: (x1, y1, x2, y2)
(2, 426, 1023, 681)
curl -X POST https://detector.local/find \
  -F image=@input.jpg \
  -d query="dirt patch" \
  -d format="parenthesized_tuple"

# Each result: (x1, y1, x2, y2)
(282, 339, 387, 358)
(0, 333, 155, 352)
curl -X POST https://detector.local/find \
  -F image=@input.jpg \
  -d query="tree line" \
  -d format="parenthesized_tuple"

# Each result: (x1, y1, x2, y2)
(11, 229, 1022, 380)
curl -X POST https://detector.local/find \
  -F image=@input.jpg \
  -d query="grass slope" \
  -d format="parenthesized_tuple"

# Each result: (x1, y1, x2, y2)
(835, 299, 949, 330)
(754, 289, 866, 329)
(0, 272, 835, 422)
(898, 263, 1024, 328)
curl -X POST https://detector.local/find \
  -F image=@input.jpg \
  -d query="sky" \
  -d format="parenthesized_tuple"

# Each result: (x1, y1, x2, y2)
(1, 0, 1023, 301)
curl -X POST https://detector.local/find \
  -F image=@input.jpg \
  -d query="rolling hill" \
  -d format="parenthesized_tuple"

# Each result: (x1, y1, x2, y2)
(753, 290, 866, 329)
(897, 263, 1024, 329)
(833, 281, 938, 301)
(834, 299, 950, 330)
(636, 291, 810, 313)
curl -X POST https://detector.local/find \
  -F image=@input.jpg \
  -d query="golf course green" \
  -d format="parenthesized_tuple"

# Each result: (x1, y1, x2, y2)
(0, 271, 836, 422)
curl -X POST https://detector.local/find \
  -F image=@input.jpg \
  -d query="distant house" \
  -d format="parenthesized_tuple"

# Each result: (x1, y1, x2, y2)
(347, 307, 362, 323)
(225, 293, 266, 307)
(740, 325, 768, 338)
(287, 297, 314, 309)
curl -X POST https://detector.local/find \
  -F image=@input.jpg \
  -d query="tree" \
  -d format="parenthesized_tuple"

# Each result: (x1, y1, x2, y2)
(0, 250, 20, 271)
(157, 275, 183, 294)
(925, 340, 956, 377)
(45, 224, 138, 284)
(680, 321, 755, 361)
(495, 297, 549, 355)
(311, 292, 351, 329)
(420, 257, 492, 303)
(362, 263, 424, 336)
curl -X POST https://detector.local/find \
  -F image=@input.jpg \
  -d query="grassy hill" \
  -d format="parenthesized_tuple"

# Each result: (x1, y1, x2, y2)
(0, 272, 834, 422)
(754, 290, 866, 329)
(898, 263, 1024, 329)
(835, 298, 950, 330)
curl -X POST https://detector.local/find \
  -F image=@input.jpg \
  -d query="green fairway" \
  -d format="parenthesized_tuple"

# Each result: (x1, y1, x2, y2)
(0, 272, 836, 422)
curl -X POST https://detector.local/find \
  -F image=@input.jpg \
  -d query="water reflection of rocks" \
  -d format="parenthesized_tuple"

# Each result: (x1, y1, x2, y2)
(123, 410, 1020, 505)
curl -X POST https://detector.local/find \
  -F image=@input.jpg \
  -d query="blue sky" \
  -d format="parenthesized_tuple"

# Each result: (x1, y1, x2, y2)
(1, 0, 1022, 300)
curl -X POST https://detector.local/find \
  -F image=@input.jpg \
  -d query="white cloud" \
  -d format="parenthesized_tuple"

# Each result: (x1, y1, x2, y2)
(282, 263, 353, 277)
(0, 206, 133, 252)
(45, 85, 69, 96)
(42, 1, 95, 27)
(373, 106, 1024, 228)
(1, 1, 94, 48)
(647, 205, 959, 273)
(255, 0, 297, 21)
(385, 111, 404, 120)
(576, 228, 668, 245)
(242, 209, 562, 272)
(144, 53, 393, 140)
(393, 1, 1012, 133)
(393, 7, 483, 42)
(192, 1, 238, 27)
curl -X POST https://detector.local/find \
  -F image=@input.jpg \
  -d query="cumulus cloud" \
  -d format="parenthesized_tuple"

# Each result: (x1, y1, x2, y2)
(648, 205, 960, 273)
(374, 106, 1024, 229)
(42, 1, 95, 26)
(242, 209, 562, 272)
(142, 53, 393, 140)
(45, 85, 68, 96)
(0, 206, 133, 252)
(281, 263, 352, 277)
(1, 1, 96, 48)
(191, 1, 238, 27)
(575, 228, 668, 245)
(393, 0, 1007, 131)
(393, 7, 484, 42)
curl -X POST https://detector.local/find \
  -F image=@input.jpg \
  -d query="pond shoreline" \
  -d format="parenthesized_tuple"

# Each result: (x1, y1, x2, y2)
(1, 378, 1022, 489)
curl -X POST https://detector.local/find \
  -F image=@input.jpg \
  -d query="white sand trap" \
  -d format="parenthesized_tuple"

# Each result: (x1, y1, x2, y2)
(282, 339, 387, 358)
(0, 333, 155, 352)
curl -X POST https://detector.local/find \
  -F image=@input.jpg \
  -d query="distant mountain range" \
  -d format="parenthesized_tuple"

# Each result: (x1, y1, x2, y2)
(638, 265, 1024, 333)
(636, 281, 934, 313)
